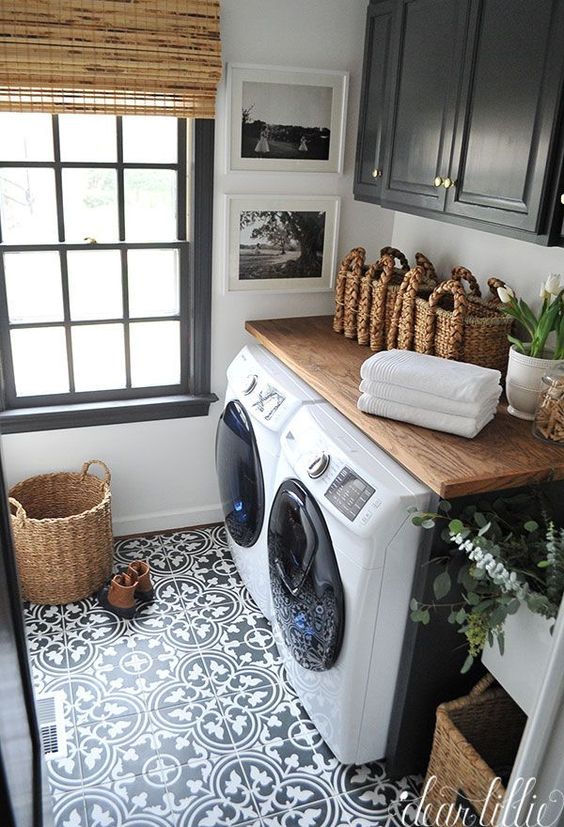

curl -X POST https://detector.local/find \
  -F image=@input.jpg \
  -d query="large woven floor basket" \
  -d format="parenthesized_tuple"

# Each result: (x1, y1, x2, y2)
(9, 460, 113, 605)
(424, 674, 526, 826)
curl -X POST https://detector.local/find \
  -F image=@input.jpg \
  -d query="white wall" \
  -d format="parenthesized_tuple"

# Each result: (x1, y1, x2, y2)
(391, 213, 564, 307)
(1, 0, 393, 535)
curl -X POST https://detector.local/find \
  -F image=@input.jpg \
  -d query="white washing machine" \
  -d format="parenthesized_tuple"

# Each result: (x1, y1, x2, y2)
(268, 402, 431, 764)
(215, 344, 321, 620)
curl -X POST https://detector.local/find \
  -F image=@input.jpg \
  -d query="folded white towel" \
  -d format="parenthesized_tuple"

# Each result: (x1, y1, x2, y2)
(359, 378, 501, 418)
(360, 350, 501, 403)
(357, 394, 495, 438)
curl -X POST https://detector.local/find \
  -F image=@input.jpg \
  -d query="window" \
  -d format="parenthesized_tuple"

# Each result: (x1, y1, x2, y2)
(0, 114, 215, 432)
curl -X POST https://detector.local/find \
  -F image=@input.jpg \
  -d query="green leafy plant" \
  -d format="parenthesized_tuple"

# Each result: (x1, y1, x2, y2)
(409, 494, 564, 673)
(496, 275, 564, 359)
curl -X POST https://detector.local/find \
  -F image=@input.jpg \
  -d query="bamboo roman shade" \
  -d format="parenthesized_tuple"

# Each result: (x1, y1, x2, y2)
(0, 0, 221, 117)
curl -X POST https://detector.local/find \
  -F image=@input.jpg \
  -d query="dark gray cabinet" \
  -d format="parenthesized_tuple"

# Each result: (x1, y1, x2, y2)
(447, 0, 564, 232)
(381, 0, 471, 212)
(354, 1, 394, 201)
(354, 0, 564, 245)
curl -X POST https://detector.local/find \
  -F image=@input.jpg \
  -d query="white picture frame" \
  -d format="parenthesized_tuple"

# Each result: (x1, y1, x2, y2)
(225, 195, 340, 293)
(227, 63, 348, 173)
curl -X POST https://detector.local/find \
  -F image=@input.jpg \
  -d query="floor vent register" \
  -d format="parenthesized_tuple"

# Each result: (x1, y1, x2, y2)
(35, 691, 67, 760)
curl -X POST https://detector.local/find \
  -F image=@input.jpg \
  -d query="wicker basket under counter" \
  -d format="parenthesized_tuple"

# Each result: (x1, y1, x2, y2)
(423, 675, 526, 827)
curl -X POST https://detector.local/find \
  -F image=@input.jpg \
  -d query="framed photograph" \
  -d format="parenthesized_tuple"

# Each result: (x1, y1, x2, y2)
(227, 64, 348, 173)
(226, 195, 340, 293)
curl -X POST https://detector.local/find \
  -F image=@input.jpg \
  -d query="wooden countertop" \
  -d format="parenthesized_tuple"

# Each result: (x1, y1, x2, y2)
(246, 316, 564, 499)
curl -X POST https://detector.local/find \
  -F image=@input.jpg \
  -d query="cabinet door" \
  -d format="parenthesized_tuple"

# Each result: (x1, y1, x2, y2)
(381, 0, 472, 212)
(446, 0, 564, 231)
(354, 1, 394, 203)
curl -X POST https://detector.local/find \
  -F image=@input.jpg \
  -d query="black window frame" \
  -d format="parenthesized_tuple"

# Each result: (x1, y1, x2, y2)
(0, 117, 216, 433)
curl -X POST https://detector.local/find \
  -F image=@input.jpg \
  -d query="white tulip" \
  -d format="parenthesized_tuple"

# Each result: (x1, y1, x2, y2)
(545, 273, 561, 296)
(497, 285, 514, 304)
(540, 282, 548, 299)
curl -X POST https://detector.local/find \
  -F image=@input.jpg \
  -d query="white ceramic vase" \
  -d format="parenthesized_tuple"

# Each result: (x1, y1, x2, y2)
(481, 603, 554, 714)
(505, 346, 564, 420)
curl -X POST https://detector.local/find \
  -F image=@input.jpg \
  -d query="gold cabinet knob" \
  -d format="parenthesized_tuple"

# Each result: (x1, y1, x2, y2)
(433, 176, 444, 187)
(443, 177, 456, 189)
(372, 168, 382, 178)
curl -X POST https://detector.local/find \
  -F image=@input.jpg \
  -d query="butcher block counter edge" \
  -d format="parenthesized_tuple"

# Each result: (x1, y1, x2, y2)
(245, 316, 564, 499)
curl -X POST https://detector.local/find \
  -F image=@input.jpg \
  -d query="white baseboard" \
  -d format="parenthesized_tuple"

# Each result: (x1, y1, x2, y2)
(113, 504, 223, 536)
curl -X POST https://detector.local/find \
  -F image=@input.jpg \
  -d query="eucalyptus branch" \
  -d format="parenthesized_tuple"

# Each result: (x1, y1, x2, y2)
(409, 494, 563, 672)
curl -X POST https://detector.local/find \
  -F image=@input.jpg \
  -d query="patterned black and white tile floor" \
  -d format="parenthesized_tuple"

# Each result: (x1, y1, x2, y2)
(24, 525, 422, 827)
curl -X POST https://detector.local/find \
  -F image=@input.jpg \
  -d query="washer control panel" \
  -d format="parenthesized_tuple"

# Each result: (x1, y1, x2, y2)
(251, 382, 286, 422)
(227, 346, 320, 431)
(287, 430, 384, 531)
(325, 466, 375, 522)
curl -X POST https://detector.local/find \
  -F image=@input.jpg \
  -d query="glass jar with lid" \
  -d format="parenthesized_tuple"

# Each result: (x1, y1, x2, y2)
(532, 363, 564, 444)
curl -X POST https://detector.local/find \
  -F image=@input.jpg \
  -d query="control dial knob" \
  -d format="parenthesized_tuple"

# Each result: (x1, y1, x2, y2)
(307, 451, 330, 479)
(242, 373, 258, 395)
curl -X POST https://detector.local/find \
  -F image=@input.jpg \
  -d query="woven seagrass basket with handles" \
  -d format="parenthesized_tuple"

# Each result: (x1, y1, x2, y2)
(333, 246, 366, 337)
(333, 246, 438, 348)
(333, 245, 409, 342)
(9, 460, 113, 604)
(368, 249, 437, 351)
(424, 674, 526, 827)
(389, 266, 512, 373)
(357, 252, 395, 347)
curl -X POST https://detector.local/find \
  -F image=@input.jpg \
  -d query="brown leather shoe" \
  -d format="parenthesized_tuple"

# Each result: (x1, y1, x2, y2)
(127, 561, 154, 603)
(98, 572, 138, 618)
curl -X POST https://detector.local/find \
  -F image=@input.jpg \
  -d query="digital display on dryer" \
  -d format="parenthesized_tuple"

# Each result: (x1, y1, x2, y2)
(324, 466, 375, 521)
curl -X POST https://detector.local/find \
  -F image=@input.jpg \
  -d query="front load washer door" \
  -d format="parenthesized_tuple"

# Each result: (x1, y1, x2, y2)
(268, 479, 345, 671)
(216, 400, 265, 548)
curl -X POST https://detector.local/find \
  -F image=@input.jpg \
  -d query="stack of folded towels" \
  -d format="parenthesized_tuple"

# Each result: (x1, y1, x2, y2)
(358, 350, 502, 438)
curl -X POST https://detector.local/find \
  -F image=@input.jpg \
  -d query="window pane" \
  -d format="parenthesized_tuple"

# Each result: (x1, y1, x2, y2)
(124, 169, 176, 241)
(58, 114, 117, 161)
(62, 169, 118, 242)
(11, 328, 69, 396)
(130, 321, 180, 387)
(122, 116, 177, 163)
(0, 168, 58, 242)
(4, 252, 63, 323)
(0, 113, 54, 161)
(72, 324, 126, 391)
(128, 249, 179, 317)
(68, 250, 123, 321)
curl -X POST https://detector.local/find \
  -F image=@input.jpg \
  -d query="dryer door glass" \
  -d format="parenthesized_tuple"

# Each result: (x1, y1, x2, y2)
(215, 399, 265, 548)
(271, 487, 317, 596)
(268, 479, 345, 672)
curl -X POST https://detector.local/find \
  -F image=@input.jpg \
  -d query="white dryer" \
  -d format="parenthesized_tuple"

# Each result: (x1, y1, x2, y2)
(268, 402, 431, 764)
(215, 344, 321, 620)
